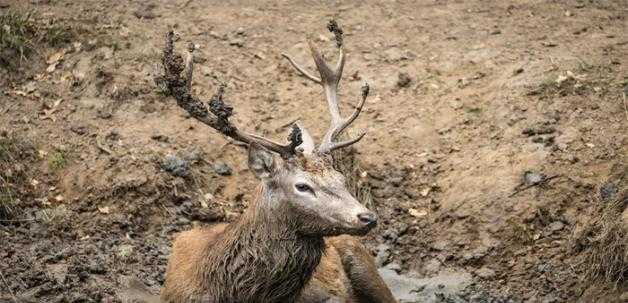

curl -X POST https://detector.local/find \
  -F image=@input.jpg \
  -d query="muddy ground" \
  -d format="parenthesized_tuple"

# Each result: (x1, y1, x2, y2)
(1, 0, 627, 302)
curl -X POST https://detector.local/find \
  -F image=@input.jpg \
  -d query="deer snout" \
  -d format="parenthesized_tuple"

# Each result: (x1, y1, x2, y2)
(357, 212, 377, 229)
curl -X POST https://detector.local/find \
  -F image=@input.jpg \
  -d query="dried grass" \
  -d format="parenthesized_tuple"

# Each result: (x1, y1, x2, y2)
(576, 166, 628, 287)
(0, 132, 36, 219)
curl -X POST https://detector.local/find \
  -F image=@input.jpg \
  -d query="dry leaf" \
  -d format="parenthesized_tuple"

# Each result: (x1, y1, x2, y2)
(11, 90, 27, 97)
(46, 62, 58, 73)
(409, 208, 428, 218)
(46, 50, 65, 64)
(98, 206, 110, 214)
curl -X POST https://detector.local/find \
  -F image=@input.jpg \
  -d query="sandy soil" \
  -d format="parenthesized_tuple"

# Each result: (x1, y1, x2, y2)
(1, 0, 627, 302)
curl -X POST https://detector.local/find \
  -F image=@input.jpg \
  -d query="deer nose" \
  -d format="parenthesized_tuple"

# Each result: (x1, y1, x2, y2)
(357, 212, 377, 228)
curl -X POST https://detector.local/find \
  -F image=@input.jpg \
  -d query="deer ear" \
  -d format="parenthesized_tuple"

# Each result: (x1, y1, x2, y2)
(248, 143, 276, 179)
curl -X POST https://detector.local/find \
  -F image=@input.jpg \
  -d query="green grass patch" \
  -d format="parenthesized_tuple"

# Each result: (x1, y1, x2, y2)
(1, 10, 75, 70)
(0, 10, 36, 68)
(48, 150, 68, 170)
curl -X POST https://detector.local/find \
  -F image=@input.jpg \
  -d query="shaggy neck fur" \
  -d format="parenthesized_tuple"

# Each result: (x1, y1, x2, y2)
(194, 184, 326, 303)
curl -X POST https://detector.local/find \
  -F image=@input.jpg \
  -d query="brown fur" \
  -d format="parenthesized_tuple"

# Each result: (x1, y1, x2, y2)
(161, 190, 325, 302)
(163, 225, 396, 303)
(161, 150, 395, 302)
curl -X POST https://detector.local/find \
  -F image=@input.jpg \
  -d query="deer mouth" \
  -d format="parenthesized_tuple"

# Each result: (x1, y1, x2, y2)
(325, 220, 377, 237)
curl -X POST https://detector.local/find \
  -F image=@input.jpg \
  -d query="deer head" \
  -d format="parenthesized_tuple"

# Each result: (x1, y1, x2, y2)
(161, 20, 376, 237)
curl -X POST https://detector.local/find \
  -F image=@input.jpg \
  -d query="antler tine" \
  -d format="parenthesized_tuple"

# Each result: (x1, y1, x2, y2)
(328, 82, 369, 142)
(162, 30, 302, 158)
(282, 20, 367, 154)
(281, 53, 322, 84)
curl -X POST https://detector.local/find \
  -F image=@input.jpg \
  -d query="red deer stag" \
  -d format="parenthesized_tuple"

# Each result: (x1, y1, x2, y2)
(159, 21, 396, 303)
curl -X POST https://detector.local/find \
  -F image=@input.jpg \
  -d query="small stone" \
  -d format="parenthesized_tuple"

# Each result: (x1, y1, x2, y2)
(537, 263, 551, 273)
(556, 74, 569, 84)
(382, 228, 399, 243)
(229, 38, 245, 47)
(23, 81, 37, 93)
(46, 263, 68, 284)
(375, 244, 391, 267)
(449, 99, 463, 110)
(384, 262, 402, 273)
(70, 125, 88, 135)
(383, 47, 404, 62)
(430, 240, 448, 251)
(523, 171, 545, 185)
(475, 266, 496, 279)
(151, 134, 169, 143)
(409, 208, 427, 218)
(161, 155, 189, 177)
(396, 72, 412, 88)
(213, 162, 232, 176)
(548, 221, 564, 232)
(423, 258, 441, 273)
(600, 182, 618, 202)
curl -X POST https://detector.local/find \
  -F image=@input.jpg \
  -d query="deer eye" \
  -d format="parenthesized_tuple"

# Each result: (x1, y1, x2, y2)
(295, 183, 313, 193)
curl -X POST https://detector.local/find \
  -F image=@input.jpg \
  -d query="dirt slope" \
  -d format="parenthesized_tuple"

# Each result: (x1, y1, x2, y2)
(1, 0, 627, 302)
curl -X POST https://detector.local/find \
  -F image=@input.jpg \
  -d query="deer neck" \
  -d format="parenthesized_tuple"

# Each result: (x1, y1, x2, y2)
(198, 184, 325, 303)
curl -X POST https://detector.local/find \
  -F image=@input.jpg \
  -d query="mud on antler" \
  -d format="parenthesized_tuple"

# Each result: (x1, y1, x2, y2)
(161, 30, 302, 158)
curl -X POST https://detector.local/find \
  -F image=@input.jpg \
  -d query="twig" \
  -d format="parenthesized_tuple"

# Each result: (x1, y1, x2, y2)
(96, 139, 112, 155)
(0, 268, 17, 303)
(509, 175, 561, 197)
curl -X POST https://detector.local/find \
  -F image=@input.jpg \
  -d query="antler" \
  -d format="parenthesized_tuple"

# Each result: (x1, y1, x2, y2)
(282, 20, 369, 154)
(162, 30, 302, 158)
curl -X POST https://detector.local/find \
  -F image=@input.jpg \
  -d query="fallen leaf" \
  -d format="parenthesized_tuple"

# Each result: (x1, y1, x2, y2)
(409, 208, 428, 218)
(11, 90, 28, 97)
(46, 62, 58, 73)
(420, 187, 431, 197)
(40, 99, 63, 121)
(42, 98, 63, 110)
(98, 206, 110, 214)
(46, 50, 65, 64)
